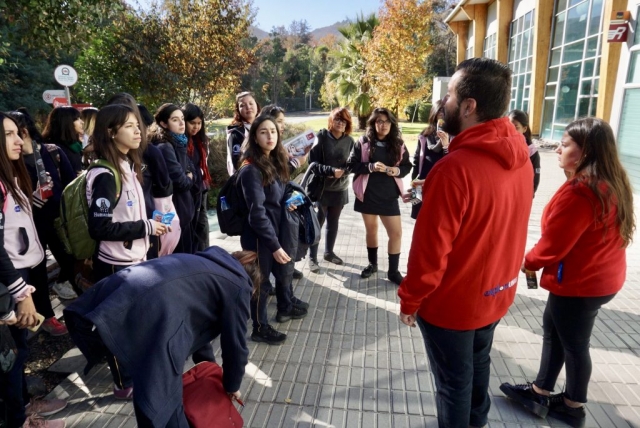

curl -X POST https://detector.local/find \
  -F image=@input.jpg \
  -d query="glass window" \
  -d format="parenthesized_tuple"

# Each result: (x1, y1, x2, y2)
(565, 3, 589, 44)
(588, 0, 603, 36)
(541, 0, 604, 140)
(628, 51, 640, 84)
(619, 89, 640, 157)
(507, 8, 535, 113)
(553, 12, 566, 47)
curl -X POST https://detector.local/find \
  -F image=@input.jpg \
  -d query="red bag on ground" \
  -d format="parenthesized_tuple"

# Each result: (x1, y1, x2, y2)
(182, 362, 243, 428)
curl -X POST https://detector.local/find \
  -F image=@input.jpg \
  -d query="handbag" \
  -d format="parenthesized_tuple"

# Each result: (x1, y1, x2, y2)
(304, 140, 325, 202)
(182, 362, 243, 428)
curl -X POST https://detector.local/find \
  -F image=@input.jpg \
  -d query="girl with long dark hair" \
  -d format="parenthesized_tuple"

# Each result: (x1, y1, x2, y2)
(0, 113, 67, 428)
(152, 103, 195, 254)
(501, 118, 635, 428)
(8, 109, 75, 334)
(508, 109, 541, 196)
(237, 115, 308, 345)
(347, 107, 411, 285)
(183, 103, 212, 251)
(42, 106, 85, 175)
(104, 94, 174, 259)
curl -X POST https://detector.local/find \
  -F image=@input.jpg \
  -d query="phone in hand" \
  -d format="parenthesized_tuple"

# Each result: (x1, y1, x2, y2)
(27, 313, 45, 332)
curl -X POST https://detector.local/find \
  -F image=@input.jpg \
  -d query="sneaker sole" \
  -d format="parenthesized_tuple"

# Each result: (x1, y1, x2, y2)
(251, 335, 286, 345)
(499, 384, 549, 418)
(276, 313, 308, 323)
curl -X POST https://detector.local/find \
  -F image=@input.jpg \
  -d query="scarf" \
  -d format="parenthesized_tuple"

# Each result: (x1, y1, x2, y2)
(65, 140, 84, 154)
(171, 132, 188, 147)
(188, 135, 213, 187)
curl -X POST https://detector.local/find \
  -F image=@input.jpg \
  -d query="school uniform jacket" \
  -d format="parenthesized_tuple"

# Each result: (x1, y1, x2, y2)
(64, 246, 251, 428)
(86, 159, 153, 266)
(0, 182, 43, 301)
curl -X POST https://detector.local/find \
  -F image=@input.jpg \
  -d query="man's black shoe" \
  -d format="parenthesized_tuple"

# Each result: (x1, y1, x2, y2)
(276, 305, 308, 323)
(388, 270, 404, 285)
(361, 264, 378, 278)
(291, 296, 309, 310)
(499, 382, 549, 418)
(548, 394, 586, 428)
(251, 325, 286, 345)
(293, 269, 304, 279)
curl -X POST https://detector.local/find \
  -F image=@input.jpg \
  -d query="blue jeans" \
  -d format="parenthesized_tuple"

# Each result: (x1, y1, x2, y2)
(417, 317, 499, 428)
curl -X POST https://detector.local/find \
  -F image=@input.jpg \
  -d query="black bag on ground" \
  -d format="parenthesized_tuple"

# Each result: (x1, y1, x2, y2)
(216, 168, 247, 236)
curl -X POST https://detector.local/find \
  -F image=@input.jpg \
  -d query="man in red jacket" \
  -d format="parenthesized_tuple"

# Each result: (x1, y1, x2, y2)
(398, 57, 534, 428)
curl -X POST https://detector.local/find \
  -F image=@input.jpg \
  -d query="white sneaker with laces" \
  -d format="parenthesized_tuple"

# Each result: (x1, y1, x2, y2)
(51, 281, 77, 300)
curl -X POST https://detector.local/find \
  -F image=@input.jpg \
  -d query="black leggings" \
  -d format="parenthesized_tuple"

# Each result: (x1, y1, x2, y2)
(310, 205, 344, 259)
(534, 292, 616, 403)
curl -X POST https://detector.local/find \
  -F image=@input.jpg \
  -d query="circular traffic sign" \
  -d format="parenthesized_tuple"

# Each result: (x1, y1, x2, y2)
(54, 65, 78, 87)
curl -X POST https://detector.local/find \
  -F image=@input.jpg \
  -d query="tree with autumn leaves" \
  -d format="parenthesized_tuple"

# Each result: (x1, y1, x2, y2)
(364, 0, 433, 117)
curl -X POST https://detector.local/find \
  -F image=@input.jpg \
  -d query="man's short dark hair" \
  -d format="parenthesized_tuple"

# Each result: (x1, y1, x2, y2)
(455, 58, 512, 122)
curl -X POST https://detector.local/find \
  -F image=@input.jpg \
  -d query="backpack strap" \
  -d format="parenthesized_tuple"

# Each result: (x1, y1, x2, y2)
(0, 181, 7, 213)
(88, 160, 122, 204)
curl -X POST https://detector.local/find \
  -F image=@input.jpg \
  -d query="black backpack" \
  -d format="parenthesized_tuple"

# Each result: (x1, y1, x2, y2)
(216, 166, 247, 236)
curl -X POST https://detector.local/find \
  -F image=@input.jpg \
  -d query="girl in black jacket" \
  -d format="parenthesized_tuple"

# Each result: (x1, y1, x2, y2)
(226, 91, 261, 175)
(42, 106, 85, 175)
(238, 116, 307, 345)
(307, 107, 355, 271)
(347, 108, 412, 285)
(152, 103, 195, 254)
(183, 103, 212, 252)
(408, 101, 446, 219)
(508, 109, 541, 196)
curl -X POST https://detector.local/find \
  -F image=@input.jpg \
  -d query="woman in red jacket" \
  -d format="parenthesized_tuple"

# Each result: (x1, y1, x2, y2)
(500, 118, 635, 428)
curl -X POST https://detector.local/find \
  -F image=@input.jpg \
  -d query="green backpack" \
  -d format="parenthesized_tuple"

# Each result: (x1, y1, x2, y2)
(54, 160, 122, 260)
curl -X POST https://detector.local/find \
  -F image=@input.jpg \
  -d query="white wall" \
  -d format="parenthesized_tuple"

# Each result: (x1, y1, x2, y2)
(513, 0, 536, 20)
(487, 1, 498, 35)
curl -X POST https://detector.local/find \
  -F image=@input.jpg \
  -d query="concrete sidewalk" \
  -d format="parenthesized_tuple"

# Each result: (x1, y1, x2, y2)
(45, 149, 640, 427)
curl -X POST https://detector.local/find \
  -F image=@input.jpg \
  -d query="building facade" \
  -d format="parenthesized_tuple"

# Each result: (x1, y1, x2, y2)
(445, 0, 640, 188)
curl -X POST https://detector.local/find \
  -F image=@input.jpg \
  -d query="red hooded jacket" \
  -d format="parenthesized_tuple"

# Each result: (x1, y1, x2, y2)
(524, 179, 626, 297)
(398, 117, 533, 330)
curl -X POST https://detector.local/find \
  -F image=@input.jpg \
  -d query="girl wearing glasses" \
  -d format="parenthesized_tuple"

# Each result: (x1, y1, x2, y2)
(347, 108, 411, 285)
(307, 107, 355, 272)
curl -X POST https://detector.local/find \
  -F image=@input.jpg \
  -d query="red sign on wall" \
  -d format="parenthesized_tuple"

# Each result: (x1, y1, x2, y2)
(608, 11, 631, 43)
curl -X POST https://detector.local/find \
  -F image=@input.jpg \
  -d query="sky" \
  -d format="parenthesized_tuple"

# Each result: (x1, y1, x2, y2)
(250, 0, 381, 31)
(126, 0, 381, 31)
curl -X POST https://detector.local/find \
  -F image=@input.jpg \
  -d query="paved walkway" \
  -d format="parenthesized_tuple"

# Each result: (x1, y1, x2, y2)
(44, 149, 640, 427)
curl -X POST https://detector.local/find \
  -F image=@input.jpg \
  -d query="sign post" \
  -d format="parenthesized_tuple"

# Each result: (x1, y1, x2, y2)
(42, 90, 66, 104)
(53, 65, 78, 105)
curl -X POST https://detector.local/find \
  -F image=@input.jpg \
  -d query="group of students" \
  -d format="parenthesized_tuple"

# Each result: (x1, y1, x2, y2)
(0, 93, 214, 428)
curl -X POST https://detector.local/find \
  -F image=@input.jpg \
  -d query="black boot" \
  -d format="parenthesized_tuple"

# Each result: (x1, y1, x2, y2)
(387, 253, 403, 285)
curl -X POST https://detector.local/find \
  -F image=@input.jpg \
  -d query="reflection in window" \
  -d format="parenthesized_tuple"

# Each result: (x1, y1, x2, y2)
(540, 0, 604, 139)
(507, 11, 535, 113)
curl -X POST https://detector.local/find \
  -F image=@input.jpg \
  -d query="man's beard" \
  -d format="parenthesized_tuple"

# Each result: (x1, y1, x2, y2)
(441, 103, 461, 136)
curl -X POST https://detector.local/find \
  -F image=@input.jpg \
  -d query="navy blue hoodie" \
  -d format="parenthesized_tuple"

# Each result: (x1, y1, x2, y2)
(64, 246, 252, 427)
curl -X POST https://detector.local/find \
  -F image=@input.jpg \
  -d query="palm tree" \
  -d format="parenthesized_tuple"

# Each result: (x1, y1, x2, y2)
(328, 13, 379, 130)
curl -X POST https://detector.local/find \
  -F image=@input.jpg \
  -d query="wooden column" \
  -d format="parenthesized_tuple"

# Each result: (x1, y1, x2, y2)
(529, 0, 555, 135)
(496, 0, 514, 64)
(596, 0, 627, 121)
(449, 21, 470, 64)
(465, 4, 488, 57)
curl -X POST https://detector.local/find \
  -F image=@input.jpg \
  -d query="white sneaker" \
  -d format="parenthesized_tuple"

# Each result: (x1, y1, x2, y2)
(309, 259, 321, 273)
(51, 281, 78, 300)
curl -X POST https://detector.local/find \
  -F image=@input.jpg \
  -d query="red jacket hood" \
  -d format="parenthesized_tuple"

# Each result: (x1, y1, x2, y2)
(449, 117, 530, 171)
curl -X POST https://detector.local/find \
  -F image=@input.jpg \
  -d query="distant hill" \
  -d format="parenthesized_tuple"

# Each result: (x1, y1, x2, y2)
(250, 26, 269, 39)
(250, 20, 349, 42)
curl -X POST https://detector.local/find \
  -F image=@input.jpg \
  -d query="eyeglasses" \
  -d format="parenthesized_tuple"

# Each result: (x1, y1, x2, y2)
(333, 118, 347, 124)
(376, 119, 391, 126)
